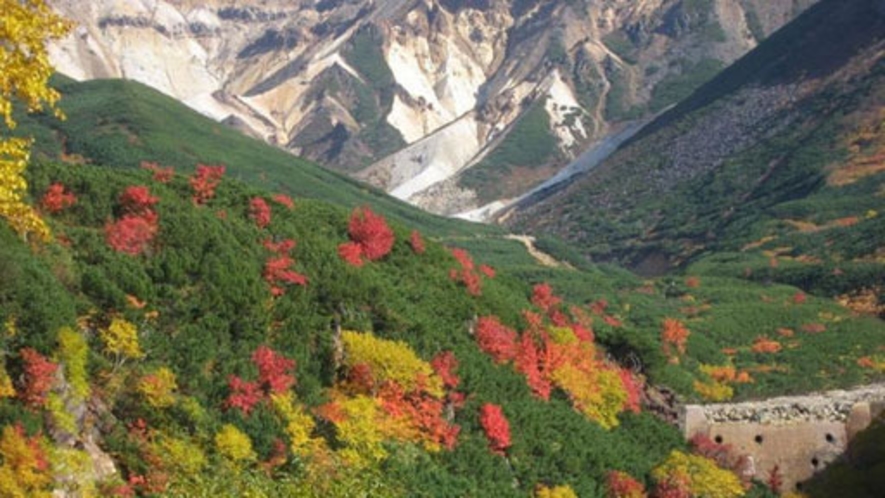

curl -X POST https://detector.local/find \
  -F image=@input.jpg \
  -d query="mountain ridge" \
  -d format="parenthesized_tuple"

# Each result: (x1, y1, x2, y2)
(46, 0, 817, 215)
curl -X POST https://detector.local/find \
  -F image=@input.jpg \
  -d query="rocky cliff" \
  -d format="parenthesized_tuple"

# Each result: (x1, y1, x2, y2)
(48, 0, 816, 215)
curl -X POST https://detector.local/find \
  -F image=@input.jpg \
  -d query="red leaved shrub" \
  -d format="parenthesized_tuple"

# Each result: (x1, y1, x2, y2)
(249, 197, 272, 229)
(41, 183, 76, 213)
(409, 230, 426, 255)
(475, 316, 518, 364)
(479, 403, 511, 455)
(189, 164, 225, 205)
(19, 348, 58, 408)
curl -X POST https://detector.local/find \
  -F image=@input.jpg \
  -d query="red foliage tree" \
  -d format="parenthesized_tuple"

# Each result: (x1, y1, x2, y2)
(531, 283, 562, 314)
(19, 348, 58, 408)
(338, 241, 364, 267)
(430, 351, 460, 389)
(618, 369, 642, 414)
(607, 470, 647, 498)
(225, 375, 262, 416)
(378, 382, 460, 450)
(271, 194, 294, 209)
(479, 265, 496, 279)
(189, 164, 225, 205)
(105, 213, 158, 256)
(40, 183, 76, 213)
(252, 345, 296, 394)
(119, 186, 159, 215)
(249, 197, 272, 229)
(262, 238, 307, 295)
(409, 230, 426, 255)
(347, 207, 394, 261)
(475, 316, 518, 363)
(514, 332, 551, 400)
(263, 256, 308, 295)
(449, 248, 483, 296)
(653, 478, 691, 498)
(479, 403, 511, 456)
(140, 161, 174, 183)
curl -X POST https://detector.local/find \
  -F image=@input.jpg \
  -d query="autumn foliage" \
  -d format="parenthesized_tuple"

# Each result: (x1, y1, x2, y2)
(338, 207, 395, 266)
(189, 164, 225, 205)
(18, 348, 57, 408)
(479, 403, 511, 456)
(140, 161, 174, 183)
(249, 197, 271, 229)
(409, 230, 426, 254)
(0, 424, 52, 496)
(449, 248, 485, 296)
(40, 183, 76, 213)
(476, 297, 640, 429)
(225, 346, 297, 416)
(661, 318, 690, 362)
(106, 185, 160, 256)
(607, 470, 647, 498)
(262, 238, 307, 295)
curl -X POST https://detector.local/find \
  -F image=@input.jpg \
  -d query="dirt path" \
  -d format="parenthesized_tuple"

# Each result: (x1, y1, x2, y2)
(504, 235, 572, 269)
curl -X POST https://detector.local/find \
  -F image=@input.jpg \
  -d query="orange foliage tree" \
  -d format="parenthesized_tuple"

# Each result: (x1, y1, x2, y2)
(661, 318, 690, 363)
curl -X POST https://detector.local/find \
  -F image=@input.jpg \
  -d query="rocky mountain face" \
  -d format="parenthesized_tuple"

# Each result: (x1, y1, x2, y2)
(505, 0, 885, 274)
(48, 0, 816, 216)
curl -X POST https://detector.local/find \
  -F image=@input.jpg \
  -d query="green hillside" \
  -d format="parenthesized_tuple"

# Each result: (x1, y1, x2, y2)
(0, 152, 882, 495)
(11, 76, 493, 239)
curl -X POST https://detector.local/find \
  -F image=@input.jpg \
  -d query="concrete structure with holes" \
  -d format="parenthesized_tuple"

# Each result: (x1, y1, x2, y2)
(681, 384, 885, 493)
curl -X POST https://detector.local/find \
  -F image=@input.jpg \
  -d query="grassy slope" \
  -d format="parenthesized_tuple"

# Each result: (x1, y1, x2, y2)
(13, 77, 491, 239)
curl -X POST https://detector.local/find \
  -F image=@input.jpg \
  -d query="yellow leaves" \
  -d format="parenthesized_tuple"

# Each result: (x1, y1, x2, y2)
(215, 424, 256, 464)
(341, 330, 443, 397)
(137, 367, 178, 408)
(3, 315, 17, 338)
(0, 424, 52, 497)
(100, 317, 144, 361)
(57, 327, 89, 402)
(652, 450, 745, 498)
(547, 326, 578, 345)
(693, 379, 734, 402)
(1, 0, 70, 241)
(536, 484, 579, 498)
(331, 394, 389, 467)
(155, 434, 207, 475)
(0, 364, 14, 398)
(552, 365, 627, 430)
(271, 393, 324, 457)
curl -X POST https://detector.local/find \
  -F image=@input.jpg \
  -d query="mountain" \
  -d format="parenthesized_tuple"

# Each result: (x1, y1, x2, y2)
(506, 0, 885, 299)
(46, 0, 816, 216)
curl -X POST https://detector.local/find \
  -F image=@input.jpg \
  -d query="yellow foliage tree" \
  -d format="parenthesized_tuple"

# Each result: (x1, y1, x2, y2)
(271, 393, 324, 458)
(155, 434, 207, 475)
(332, 394, 390, 467)
(215, 424, 256, 464)
(57, 327, 89, 402)
(100, 317, 144, 364)
(137, 367, 178, 408)
(0, 0, 70, 241)
(652, 450, 745, 498)
(341, 330, 443, 396)
(0, 424, 52, 497)
(0, 363, 14, 398)
(536, 484, 579, 498)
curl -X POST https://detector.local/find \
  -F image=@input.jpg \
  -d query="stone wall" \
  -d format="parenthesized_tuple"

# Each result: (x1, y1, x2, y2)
(681, 384, 885, 493)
